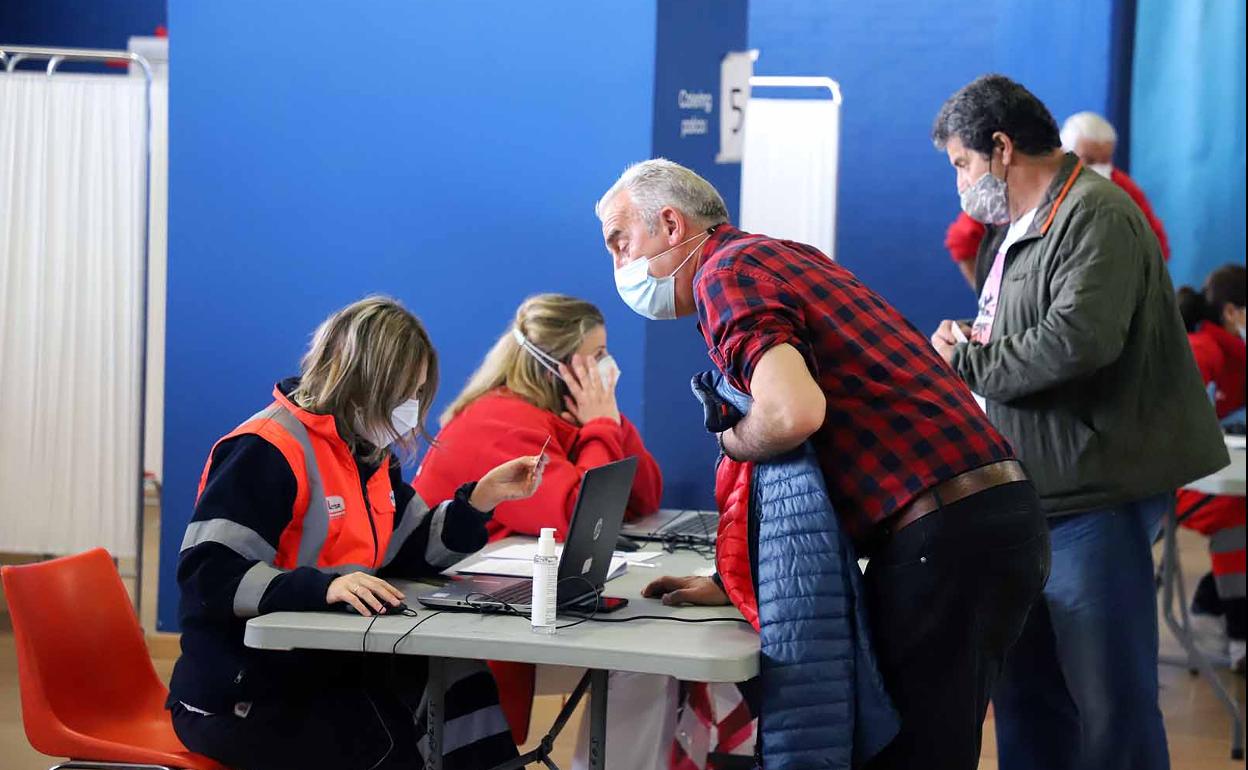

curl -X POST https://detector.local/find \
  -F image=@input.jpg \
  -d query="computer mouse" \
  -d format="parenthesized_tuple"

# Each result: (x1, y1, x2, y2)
(334, 601, 412, 616)
(615, 535, 641, 553)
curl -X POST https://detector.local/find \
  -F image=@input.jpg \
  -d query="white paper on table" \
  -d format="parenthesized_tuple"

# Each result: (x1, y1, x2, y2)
(455, 555, 630, 582)
(489, 542, 660, 564)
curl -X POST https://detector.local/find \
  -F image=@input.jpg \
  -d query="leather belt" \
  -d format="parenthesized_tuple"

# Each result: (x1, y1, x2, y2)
(886, 460, 1029, 535)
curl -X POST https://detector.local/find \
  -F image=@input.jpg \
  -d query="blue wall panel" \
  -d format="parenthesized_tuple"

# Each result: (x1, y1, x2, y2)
(748, 0, 1117, 332)
(160, 1, 658, 630)
(0, 0, 165, 71)
(1131, 0, 1246, 290)
(642, 0, 749, 510)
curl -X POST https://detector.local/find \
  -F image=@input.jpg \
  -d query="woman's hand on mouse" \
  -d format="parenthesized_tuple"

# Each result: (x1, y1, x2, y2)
(326, 572, 405, 616)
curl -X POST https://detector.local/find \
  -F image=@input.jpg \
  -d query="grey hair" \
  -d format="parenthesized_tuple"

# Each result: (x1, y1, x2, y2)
(1060, 111, 1117, 151)
(595, 158, 729, 233)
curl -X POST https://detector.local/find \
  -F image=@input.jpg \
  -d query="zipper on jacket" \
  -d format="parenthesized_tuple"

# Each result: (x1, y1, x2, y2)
(348, 455, 380, 569)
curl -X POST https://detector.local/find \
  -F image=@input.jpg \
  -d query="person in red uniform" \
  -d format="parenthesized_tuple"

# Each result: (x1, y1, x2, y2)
(944, 111, 1170, 289)
(414, 292, 661, 540)
(413, 292, 667, 768)
(1176, 264, 1246, 671)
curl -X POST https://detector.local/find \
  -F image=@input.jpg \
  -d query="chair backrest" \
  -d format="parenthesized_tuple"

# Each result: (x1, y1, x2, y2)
(1, 548, 169, 747)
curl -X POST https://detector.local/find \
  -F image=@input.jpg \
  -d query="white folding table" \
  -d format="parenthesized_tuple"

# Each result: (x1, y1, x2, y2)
(245, 538, 759, 770)
(1166, 440, 1246, 760)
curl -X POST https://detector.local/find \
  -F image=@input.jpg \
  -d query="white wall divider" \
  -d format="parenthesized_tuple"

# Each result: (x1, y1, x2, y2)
(740, 76, 842, 261)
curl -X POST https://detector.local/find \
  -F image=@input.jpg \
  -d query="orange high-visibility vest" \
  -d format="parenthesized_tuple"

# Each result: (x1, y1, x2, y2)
(196, 387, 396, 572)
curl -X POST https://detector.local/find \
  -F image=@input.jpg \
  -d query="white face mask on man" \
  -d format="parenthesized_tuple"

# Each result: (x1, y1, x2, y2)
(614, 229, 712, 320)
(359, 397, 421, 449)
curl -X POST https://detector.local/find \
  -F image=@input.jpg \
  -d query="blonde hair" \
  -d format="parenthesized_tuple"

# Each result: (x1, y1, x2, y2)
(291, 296, 439, 464)
(442, 293, 604, 426)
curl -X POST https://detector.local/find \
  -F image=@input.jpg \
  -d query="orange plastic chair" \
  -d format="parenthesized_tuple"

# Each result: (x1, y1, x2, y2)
(1, 548, 226, 770)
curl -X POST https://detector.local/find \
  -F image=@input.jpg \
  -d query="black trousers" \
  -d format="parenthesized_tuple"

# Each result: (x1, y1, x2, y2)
(861, 480, 1051, 770)
(171, 655, 517, 770)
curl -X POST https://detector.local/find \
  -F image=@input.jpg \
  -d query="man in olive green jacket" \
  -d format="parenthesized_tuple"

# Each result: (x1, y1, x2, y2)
(930, 75, 1227, 770)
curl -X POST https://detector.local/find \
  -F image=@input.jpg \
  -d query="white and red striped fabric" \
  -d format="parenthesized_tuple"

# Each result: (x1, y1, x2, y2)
(670, 682, 756, 769)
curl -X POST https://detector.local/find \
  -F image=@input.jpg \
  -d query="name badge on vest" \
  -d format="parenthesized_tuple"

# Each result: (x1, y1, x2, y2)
(326, 495, 346, 519)
(389, 490, 396, 507)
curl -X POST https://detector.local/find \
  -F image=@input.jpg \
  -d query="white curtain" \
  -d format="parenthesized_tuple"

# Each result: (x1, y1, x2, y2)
(740, 97, 840, 260)
(0, 72, 147, 557)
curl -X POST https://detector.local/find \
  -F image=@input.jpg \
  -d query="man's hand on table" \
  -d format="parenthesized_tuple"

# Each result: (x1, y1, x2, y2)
(642, 575, 730, 606)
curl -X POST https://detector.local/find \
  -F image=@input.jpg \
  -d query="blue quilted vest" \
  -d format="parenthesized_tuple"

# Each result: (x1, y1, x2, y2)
(712, 373, 899, 768)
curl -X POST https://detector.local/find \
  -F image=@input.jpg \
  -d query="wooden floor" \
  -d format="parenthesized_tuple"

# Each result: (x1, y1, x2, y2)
(2, 527, 1243, 769)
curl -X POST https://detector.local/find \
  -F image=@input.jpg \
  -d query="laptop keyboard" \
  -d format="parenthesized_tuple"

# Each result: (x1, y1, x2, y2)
(482, 581, 533, 606)
(662, 512, 718, 537)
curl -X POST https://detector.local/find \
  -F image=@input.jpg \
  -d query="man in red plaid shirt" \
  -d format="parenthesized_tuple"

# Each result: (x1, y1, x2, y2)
(597, 159, 1050, 769)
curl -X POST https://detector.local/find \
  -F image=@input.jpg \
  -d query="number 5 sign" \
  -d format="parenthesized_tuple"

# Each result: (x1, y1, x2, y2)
(715, 50, 757, 164)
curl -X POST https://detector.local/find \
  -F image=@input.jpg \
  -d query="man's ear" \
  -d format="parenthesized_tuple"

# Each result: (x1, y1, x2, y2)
(658, 206, 685, 244)
(993, 131, 1015, 167)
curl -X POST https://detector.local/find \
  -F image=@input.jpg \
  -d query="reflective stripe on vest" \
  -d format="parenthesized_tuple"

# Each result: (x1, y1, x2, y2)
(381, 493, 432, 569)
(192, 400, 395, 574)
(260, 404, 333, 568)
(1211, 524, 1247, 599)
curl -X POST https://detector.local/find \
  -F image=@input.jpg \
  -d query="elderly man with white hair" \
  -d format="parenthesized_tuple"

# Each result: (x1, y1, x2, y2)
(1061, 111, 1170, 259)
(598, 158, 1049, 770)
(943, 111, 1170, 288)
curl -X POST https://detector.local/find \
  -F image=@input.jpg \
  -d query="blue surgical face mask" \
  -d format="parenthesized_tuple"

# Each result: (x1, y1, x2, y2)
(613, 230, 712, 320)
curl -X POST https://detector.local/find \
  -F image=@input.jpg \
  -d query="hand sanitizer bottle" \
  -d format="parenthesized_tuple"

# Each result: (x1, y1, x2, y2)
(531, 527, 558, 635)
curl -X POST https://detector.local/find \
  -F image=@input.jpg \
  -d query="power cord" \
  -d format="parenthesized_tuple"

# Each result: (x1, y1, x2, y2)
(463, 574, 603, 629)
(355, 575, 748, 770)
(462, 574, 750, 627)
(358, 605, 423, 770)
(657, 511, 718, 559)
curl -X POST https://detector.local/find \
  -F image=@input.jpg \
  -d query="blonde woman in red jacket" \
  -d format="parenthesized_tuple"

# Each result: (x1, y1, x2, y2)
(413, 293, 670, 768)
(415, 292, 661, 538)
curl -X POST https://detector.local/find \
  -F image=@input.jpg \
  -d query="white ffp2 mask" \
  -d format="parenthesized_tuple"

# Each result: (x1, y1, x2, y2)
(514, 328, 621, 385)
(361, 397, 421, 449)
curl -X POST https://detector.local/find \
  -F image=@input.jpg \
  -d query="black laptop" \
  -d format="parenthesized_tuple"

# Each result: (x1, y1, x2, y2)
(417, 457, 639, 613)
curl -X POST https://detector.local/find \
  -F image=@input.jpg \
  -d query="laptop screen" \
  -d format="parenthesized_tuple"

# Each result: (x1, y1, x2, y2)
(554, 456, 638, 604)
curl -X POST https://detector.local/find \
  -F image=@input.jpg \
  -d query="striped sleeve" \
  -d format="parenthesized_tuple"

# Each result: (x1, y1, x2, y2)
(379, 460, 493, 577)
(177, 435, 334, 620)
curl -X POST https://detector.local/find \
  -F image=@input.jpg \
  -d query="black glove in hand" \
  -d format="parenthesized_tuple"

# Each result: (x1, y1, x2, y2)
(690, 370, 744, 434)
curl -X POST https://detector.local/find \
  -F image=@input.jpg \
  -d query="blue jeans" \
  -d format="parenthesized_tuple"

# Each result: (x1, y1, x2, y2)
(993, 495, 1170, 770)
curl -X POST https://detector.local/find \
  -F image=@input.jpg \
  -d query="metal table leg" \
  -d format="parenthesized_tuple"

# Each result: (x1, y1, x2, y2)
(426, 656, 446, 770)
(588, 669, 609, 770)
(485, 670, 595, 770)
(1159, 505, 1245, 759)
